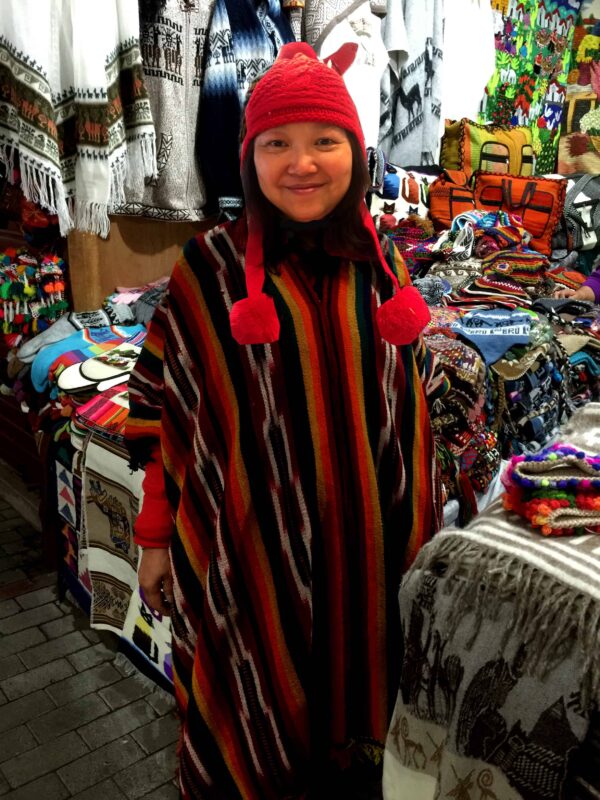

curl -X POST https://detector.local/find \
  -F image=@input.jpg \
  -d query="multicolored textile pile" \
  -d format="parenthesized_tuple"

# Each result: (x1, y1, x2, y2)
(502, 443, 600, 534)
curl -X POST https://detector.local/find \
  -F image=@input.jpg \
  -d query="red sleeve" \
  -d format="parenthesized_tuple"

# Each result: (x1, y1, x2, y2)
(134, 441, 174, 548)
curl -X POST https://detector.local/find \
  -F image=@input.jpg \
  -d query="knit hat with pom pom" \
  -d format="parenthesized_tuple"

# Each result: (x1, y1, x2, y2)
(230, 41, 430, 347)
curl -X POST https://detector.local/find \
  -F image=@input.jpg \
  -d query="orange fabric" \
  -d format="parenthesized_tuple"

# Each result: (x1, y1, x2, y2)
(134, 441, 174, 548)
(428, 170, 475, 231)
(473, 173, 567, 256)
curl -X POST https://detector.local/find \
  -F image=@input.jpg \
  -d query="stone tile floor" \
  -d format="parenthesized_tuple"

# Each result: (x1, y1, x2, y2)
(0, 497, 179, 799)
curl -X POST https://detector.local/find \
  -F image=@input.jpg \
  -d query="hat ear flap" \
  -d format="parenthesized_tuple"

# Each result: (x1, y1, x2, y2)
(277, 42, 318, 61)
(323, 42, 358, 75)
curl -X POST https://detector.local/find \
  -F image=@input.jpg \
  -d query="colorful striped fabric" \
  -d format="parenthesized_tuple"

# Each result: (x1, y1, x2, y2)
(125, 217, 442, 799)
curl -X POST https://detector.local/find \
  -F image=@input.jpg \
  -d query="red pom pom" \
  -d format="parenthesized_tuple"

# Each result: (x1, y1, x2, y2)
(376, 286, 430, 345)
(230, 294, 280, 345)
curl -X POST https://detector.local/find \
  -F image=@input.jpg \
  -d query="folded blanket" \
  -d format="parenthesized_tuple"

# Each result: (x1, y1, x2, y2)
(383, 496, 600, 800)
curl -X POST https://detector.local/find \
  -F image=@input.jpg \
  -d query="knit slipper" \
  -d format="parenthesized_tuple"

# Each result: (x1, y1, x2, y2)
(79, 343, 141, 381)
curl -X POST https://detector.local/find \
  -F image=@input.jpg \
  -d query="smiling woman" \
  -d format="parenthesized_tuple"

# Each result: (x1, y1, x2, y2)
(253, 122, 353, 222)
(126, 41, 443, 800)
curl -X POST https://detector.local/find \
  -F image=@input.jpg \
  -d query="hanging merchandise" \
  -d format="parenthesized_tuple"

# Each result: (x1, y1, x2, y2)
(282, 0, 305, 41)
(378, 0, 444, 166)
(317, 2, 389, 148)
(198, 0, 295, 216)
(303, 0, 362, 49)
(558, 0, 600, 173)
(482, 0, 582, 175)
(0, 0, 157, 238)
(440, 118, 535, 179)
(112, 0, 215, 221)
(0, 250, 69, 344)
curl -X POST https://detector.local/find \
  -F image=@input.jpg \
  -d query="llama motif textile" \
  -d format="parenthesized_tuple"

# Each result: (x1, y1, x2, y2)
(198, 0, 294, 214)
(318, 2, 389, 148)
(113, 0, 215, 221)
(0, 0, 156, 238)
(383, 496, 600, 800)
(379, 0, 444, 166)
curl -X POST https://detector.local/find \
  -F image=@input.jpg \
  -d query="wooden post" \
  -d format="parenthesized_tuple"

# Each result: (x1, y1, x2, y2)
(66, 215, 215, 311)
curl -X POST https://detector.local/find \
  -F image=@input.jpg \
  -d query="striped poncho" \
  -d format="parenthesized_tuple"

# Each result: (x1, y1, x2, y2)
(125, 216, 442, 799)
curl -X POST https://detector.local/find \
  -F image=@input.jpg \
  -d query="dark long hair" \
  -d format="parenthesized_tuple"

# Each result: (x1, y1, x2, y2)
(241, 133, 373, 272)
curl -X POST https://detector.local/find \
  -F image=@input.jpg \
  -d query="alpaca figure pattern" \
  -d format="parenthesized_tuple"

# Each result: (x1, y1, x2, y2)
(378, 0, 443, 166)
(398, 82, 423, 122)
(383, 564, 591, 800)
(88, 478, 131, 554)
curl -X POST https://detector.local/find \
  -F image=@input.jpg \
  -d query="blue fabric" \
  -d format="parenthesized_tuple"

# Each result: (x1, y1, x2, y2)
(451, 309, 531, 365)
(198, 0, 294, 214)
(382, 172, 400, 200)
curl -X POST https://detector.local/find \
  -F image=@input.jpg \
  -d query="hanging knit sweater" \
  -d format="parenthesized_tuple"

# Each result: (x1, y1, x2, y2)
(125, 216, 442, 799)
(112, 0, 215, 220)
(197, 0, 294, 215)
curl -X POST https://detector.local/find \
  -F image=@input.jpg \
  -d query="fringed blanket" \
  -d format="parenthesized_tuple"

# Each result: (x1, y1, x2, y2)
(383, 496, 600, 800)
(0, 0, 156, 237)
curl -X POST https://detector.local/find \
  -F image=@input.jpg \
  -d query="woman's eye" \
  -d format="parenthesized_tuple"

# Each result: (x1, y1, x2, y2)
(266, 140, 286, 148)
(316, 138, 336, 146)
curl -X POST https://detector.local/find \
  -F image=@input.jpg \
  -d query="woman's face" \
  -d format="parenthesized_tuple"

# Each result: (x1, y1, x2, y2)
(253, 122, 353, 222)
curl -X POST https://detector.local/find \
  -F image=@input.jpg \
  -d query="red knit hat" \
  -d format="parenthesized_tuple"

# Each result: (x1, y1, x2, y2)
(230, 42, 430, 347)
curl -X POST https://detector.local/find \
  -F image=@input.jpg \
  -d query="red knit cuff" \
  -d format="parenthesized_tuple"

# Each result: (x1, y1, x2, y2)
(134, 443, 174, 549)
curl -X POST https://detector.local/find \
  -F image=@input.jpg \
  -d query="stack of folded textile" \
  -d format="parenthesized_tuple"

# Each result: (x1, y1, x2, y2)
(502, 443, 600, 535)
(481, 248, 549, 286)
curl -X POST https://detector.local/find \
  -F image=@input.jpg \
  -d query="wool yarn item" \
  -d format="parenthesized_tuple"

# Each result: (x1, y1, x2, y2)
(232, 42, 430, 346)
(502, 444, 600, 535)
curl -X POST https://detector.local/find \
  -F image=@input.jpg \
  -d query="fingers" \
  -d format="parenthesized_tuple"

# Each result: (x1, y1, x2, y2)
(144, 583, 171, 617)
(162, 569, 174, 605)
(138, 548, 172, 616)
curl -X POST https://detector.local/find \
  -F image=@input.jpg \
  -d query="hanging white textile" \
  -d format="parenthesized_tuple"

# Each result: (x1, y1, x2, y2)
(0, 0, 157, 237)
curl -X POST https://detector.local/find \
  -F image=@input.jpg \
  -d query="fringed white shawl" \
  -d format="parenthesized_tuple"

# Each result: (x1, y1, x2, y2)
(0, 0, 157, 237)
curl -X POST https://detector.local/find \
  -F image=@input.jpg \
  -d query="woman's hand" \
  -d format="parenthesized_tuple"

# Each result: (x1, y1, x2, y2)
(553, 287, 575, 299)
(553, 285, 595, 302)
(138, 547, 173, 615)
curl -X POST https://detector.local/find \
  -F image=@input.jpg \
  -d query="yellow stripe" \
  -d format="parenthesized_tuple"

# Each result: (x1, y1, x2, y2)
(270, 272, 328, 513)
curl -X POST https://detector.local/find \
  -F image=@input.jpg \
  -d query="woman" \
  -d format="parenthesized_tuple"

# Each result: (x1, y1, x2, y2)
(554, 268, 600, 303)
(125, 42, 443, 799)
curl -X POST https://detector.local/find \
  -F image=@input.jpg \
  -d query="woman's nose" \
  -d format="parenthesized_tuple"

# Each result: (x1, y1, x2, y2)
(287, 148, 318, 174)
